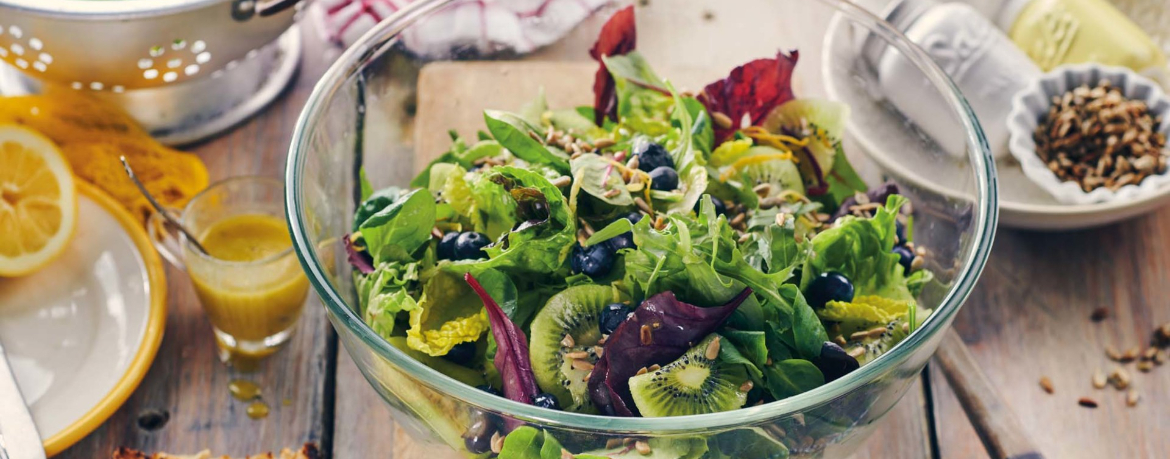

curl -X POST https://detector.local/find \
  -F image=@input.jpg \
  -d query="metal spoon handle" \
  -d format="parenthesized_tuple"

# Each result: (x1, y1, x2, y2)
(119, 156, 210, 256)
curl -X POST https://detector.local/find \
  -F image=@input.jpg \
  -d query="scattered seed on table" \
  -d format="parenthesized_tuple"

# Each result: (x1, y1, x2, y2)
(1109, 367, 1131, 390)
(1126, 390, 1141, 407)
(1137, 361, 1153, 372)
(1092, 370, 1107, 389)
(1106, 347, 1122, 361)
(1090, 307, 1109, 322)
(1078, 397, 1099, 408)
(1123, 347, 1140, 362)
(1039, 377, 1054, 394)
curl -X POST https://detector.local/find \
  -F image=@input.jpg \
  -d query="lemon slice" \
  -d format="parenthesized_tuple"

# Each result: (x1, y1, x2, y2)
(0, 124, 77, 277)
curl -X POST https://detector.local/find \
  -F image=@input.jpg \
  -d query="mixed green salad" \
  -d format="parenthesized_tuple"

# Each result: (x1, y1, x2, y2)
(346, 6, 933, 456)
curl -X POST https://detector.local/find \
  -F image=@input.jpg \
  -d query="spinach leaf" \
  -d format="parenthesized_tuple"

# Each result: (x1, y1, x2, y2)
(717, 334, 764, 380)
(352, 186, 403, 231)
(410, 135, 502, 188)
(359, 189, 435, 264)
(782, 284, 831, 361)
(762, 359, 825, 400)
(723, 330, 769, 369)
(484, 110, 570, 174)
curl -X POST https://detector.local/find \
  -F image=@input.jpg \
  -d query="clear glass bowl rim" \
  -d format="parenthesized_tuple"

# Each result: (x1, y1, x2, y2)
(285, 0, 999, 433)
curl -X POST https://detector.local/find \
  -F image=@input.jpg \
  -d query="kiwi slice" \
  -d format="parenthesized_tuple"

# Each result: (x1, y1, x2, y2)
(529, 284, 622, 412)
(842, 317, 910, 366)
(629, 335, 749, 417)
(762, 99, 850, 186)
(722, 146, 805, 198)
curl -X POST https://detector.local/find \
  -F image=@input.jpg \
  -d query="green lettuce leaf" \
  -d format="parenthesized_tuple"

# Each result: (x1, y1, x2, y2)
(406, 267, 515, 356)
(359, 189, 436, 264)
(410, 132, 503, 188)
(357, 261, 422, 335)
(385, 336, 485, 387)
(801, 195, 914, 304)
(465, 167, 577, 274)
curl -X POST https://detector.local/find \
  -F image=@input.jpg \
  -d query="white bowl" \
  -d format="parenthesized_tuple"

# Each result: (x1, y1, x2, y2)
(1007, 64, 1170, 205)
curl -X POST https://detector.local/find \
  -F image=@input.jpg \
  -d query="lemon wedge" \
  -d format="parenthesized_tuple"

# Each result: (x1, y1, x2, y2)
(0, 124, 77, 277)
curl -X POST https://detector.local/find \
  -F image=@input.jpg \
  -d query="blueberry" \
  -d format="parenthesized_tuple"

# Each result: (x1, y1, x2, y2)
(532, 392, 561, 410)
(806, 272, 854, 309)
(693, 195, 727, 216)
(633, 139, 675, 172)
(816, 341, 860, 382)
(623, 212, 644, 225)
(453, 232, 490, 260)
(893, 245, 915, 272)
(649, 166, 679, 191)
(442, 341, 477, 366)
(462, 409, 498, 454)
(570, 243, 615, 278)
(437, 232, 460, 260)
(475, 385, 502, 397)
(599, 303, 631, 335)
(895, 220, 908, 246)
(606, 232, 635, 251)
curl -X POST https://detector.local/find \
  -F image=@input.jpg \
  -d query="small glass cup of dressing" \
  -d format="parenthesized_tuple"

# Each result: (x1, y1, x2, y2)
(149, 176, 309, 363)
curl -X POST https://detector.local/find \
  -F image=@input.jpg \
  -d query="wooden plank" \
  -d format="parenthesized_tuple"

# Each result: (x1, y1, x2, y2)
(931, 221, 1170, 459)
(55, 20, 338, 459)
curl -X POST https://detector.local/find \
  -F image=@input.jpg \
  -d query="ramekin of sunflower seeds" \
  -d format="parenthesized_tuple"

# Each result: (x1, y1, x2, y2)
(1007, 64, 1170, 205)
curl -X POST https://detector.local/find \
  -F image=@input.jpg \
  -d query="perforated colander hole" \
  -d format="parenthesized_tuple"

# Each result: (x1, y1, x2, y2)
(71, 82, 82, 90)
(191, 40, 206, 53)
(9, 43, 23, 56)
(1, 32, 53, 73)
(196, 52, 211, 64)
(138, 59, 153, 69)
(112, 86, 125, 93)
(90, 82, 103, 90)
(172, 39, 187, 50)
(14, 58, 27, 69)
(28, 38, 41, 51)
(39, 53, 51, 64)
(0, 48, 7, 58)
(163, 72, 177, 82)
(8, 26, 21, 39)
(184, 64, 199, 76)
(150, 46, 164, 57)
(32, 61, 46, 72)
(143, 69, 159, 80)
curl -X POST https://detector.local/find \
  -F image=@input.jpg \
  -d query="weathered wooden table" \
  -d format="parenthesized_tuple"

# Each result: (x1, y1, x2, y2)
(58, 2, 1169, 458)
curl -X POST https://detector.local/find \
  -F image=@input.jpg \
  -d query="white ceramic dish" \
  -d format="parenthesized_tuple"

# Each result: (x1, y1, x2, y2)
(0, 182, 166, 456)
(823, 11, 1170, 230)
(1007, 64, 1170, 205)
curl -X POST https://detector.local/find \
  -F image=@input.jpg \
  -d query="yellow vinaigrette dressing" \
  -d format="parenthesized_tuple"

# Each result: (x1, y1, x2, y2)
(188, 214, 309, 348)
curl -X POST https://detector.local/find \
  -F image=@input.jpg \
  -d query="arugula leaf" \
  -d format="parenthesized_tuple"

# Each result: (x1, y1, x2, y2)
(466, 273, 539, 431)
(906, 269, 934, 297)
(584, 217, 633, 247)
(570, 154, 634, 207)
(485, 110, 570, 174)
(761, 359, 825, 399)
(717, 334, 764, 380)
(602, 51, 666, 90)
(817, 144, 869, 211)
(359, 189, 436, 264)
(359, 168, 374, 202)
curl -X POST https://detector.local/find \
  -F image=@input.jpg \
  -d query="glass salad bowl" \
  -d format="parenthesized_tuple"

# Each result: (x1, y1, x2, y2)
(285, 0, 997, 457)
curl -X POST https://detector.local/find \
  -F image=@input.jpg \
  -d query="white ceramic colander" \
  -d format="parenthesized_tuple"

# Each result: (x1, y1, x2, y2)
(0, 0, 303, 144)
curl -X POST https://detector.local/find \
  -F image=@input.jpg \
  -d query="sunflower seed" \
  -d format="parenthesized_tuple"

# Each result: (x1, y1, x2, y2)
(551, 176, 572, 188)
(491, 432, 505, 453)
(565, 351, 589, 360)
(635, 440, 652, 455)
(1092, 370, 1107, 389)
(640, 325, 652, 345)
(1126, 390, 1141, 407)
(561, 334, 575, 348)
(1039, 377, 1054, 394)
(705, 336, 722, 360)
(712, 111, 733, 129)
(594, 138, 616, 149)
(571, 359, 595, 372)
(1078, 397, 1099, 408)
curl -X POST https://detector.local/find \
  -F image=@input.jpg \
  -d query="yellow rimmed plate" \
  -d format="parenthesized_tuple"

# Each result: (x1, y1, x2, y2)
(0, 181, 166, 456)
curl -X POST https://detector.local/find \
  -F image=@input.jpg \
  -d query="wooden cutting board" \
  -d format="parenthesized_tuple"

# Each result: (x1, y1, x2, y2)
(415, 61, 596, 167)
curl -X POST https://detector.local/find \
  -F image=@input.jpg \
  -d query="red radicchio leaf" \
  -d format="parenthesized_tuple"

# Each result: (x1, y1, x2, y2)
(344, 234, 375, 274)
(699, 50, 800, 143)
(587, 288, 753, 416)
(465, 272, 539, 429)
(590, 5, 637, 126)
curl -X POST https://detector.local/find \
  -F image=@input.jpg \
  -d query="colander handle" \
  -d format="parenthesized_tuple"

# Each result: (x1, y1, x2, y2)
(256, 0, 302, 17)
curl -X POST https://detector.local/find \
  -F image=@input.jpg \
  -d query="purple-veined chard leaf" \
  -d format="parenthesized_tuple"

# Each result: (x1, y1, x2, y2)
(465, 273, 539, 430)
(344, 233, 375, 274)
(587, 288, 753, 416)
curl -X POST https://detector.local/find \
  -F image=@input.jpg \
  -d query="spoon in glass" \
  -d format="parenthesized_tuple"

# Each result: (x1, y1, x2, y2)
(119, 156, 209, 256)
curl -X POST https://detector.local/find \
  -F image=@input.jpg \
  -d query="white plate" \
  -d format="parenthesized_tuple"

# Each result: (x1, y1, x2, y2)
(0, 182, 166, 456)
(822, 10, 1170, 230)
